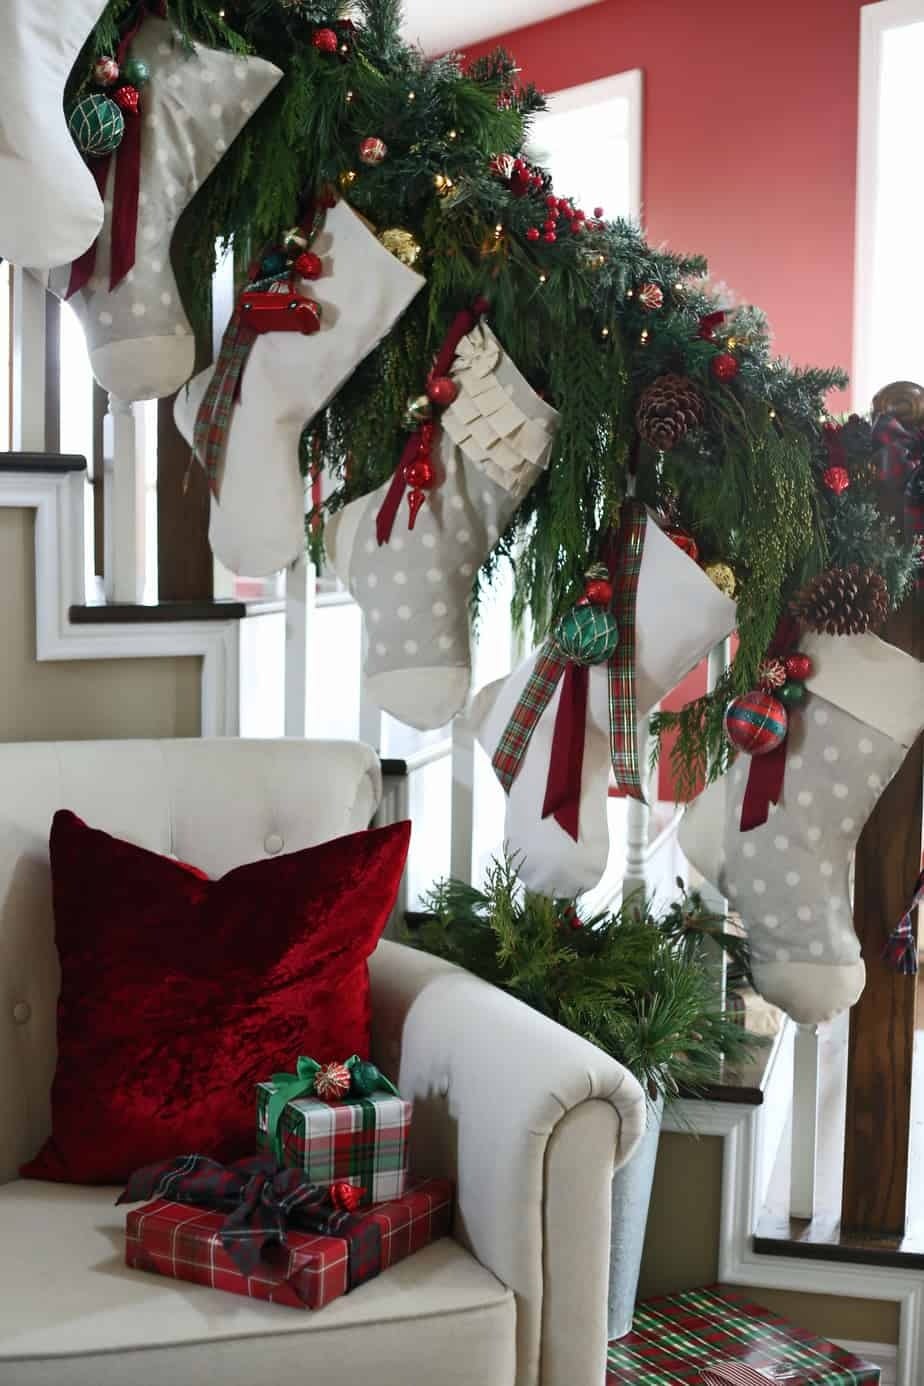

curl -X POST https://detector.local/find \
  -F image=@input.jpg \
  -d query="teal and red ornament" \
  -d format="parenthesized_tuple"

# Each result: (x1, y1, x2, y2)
(725, 690, 788, 756)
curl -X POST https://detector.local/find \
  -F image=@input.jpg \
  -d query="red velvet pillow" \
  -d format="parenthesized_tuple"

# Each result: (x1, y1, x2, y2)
(22, 811, 410, 1185)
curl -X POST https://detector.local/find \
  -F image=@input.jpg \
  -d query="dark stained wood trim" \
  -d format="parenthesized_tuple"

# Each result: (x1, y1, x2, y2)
(381, 758, 409, 777)
(754, 1209, 924, 1269)
(0, 452, 86, 473)
(70, 599, 247, 624)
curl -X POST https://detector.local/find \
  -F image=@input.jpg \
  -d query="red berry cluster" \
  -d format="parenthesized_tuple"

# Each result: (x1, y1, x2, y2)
(525, 195, 605, 244)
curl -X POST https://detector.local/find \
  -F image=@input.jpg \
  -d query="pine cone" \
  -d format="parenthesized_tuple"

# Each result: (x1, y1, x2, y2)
(636, 374, 706, 450)
(791, 565, 889, 636)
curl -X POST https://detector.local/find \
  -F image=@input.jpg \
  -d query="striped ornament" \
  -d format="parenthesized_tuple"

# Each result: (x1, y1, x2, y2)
(724, 691, 788, 756)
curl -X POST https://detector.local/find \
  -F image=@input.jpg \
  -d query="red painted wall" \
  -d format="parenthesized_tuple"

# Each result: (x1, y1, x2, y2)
(464, 0, 863, 389)
(465, 0, 865, 799)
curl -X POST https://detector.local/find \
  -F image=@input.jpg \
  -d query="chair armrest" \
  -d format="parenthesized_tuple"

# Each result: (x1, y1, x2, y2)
(369, 939, 646, 1386)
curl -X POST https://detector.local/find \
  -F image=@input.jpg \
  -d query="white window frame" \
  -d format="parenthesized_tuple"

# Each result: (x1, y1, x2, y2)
(853, 0, 924, 409)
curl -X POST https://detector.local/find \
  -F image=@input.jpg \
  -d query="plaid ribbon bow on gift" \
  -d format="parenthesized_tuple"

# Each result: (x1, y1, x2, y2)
(491, 500, 647, 840)
(700, 1362, 802, 1385)
(118, 1153, 379, 1282)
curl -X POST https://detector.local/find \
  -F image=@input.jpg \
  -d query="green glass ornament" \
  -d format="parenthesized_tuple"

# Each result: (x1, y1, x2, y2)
(121, 56, 150, 87)
(778, 679, 806, 707)
(68, 95, 125, 158)
(349, 1060, 383, 1097)
(554, 604, 619, 665)
(261, 251, 288, 276)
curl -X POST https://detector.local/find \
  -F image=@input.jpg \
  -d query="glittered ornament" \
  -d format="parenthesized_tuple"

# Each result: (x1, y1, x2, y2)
(312, 27, 339, 52)
(314, 1061, 352, 1100)
(113, 85, 140, 116)
(711, 352, 740, 383)
(426, 376, 458, 408)
(93, 57, 120, 87)
(703, 561, 737, 598)
(725, 691, 788, 756)
(823, 465, 850, 495)
(294, 250, 323, 280)
(637, 283, 663, 310)
(784, 652, 813, 682)
(663, 526, 699, 563)
(554, 604, 619, 666)
(405, 456, 435, 489)
(757, 657, 787, 690)
(120, 57, 150, 87)
(68, 95, 125, 157)
(329, 1181, 364, 1211)
(778, 679, 807, 707)
(359, 136, 387, 165)
(378, 227, 421, 268)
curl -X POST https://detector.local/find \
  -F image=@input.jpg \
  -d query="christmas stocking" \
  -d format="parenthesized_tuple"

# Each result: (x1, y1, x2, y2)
(325, 321, 559, 729)
(470, 513, 738, 897)
(38, 16, 282, 401)
(174, 201, 425, 577)
(680, 632, 924, 1024)
(0, 0, 108, 269)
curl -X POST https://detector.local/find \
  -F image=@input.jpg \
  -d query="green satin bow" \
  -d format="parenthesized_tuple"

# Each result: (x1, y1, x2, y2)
(264, 1056, 399, 1164)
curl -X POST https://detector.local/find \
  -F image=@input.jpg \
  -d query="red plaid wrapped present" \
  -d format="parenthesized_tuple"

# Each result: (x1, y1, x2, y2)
(125, 1177, 453, 1311)
(257, 1083, 411, 1204)
(606, 1286, 880, 1384)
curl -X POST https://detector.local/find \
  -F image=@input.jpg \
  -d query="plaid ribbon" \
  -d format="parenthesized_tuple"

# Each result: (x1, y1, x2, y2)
(701, 1364, 801, 1385)
(882, 866, 923, 975)
(192, 308, 258, 494)
(872, 412, 924, 589)
(118, 1153, 379, 1282)
(606, 500, 647, 798)
(491, 502, 647, 832)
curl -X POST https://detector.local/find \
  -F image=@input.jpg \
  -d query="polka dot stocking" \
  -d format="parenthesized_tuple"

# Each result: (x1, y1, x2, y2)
(0, 0, 109, 269)
(325, 323, 560, 730)
(175, 202, 425, 576)
(37, 16, 282, 401)
(681, 632, 924, 1024)
(470, 517, 738, 897)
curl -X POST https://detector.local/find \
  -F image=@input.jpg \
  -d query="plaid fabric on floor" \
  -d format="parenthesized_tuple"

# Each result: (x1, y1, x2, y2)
(257, 1084, 411, 1204)
(125, 1178, 453, 1312)
(606, 1286, 879, 1384)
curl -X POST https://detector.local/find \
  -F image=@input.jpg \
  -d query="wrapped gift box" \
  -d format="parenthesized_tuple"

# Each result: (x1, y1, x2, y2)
(256, 1082, 411, 1205)
(606, 1286, 880, 1384)
(125, 1177, 452, 1311)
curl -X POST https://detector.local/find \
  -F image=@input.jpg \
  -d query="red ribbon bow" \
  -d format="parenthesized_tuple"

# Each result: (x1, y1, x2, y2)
(68, 1, 167, 299)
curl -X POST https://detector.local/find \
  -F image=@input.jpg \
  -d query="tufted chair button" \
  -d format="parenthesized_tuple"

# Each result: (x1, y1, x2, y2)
(264, 832, 284, 855)
(12, 1001, 31, 1024)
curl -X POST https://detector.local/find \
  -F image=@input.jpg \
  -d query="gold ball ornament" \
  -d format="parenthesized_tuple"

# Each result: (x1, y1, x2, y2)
(378, 227, 422, 268)
(338, 169, 357, 190)
(703, 561, 737, 599)
(404, 394, 433, 427)
(871, 379, 924, 426)
(433, 173, 455, 197)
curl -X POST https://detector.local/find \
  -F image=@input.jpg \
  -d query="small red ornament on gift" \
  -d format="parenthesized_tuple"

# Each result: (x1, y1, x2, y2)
(329, 1180, 364, 1211)
(313, 1061, 352, 1100)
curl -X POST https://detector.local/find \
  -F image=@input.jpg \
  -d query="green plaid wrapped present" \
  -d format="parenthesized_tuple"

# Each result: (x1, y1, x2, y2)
(607, 1286, 879, 1384)
(256, 1083, 411, 1206)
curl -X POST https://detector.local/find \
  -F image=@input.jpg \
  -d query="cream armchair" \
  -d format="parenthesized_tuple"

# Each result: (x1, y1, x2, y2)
(0, 739, 645, 1386)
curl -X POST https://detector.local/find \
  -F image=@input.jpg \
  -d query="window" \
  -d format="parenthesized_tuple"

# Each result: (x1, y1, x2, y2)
(527, 71, 643, 223)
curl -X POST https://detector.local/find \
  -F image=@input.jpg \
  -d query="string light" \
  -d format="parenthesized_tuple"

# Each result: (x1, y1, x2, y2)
(339, 42, 349, 55)
(447, 128, 459, 141)
(538, 272, 548, 285)
(345, 89, 355, 103)
(407, 90, 416, 102)
(600, 326, 610, 339)
(769, 408, 777, 420)
(726, 336, 738, 350)
(494, 223, 503, 235)
(626, 288, 634, 298)
(639, 329, 649, 344)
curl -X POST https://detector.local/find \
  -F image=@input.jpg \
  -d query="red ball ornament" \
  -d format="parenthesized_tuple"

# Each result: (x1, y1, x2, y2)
(637, 282, 664, 311)
(294, 251, 323, 280)
(329, 1181, 364, 1211)
(543, 218, 557, 232)
(314, 1061, 352, 1100)
(583, 577, 614, 606)
(593, 205, 604, 218)
(725, 691, 789, 756)
(784, 652, 813, 682)
(312, 27, 339, 52)
(545, 194, 558, 208)
(405, 457, 435, 489)
(664, 526, 699, 563)
(711, 352, 740, 382)
(525, 227, 540, 241)
(113, 85, 140, 115)
(93, 57, 120, 87)
(426, 375, 458, 408)
(359, 136, 387, 165)
(543, 230, 557, 243)
(570, 219, 584, 234)
(823, 465, 850, 496)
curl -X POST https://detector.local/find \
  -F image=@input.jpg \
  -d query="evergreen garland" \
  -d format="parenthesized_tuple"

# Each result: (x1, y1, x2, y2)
(412, 857, 762, 1102)
(74, 0, 921, 786)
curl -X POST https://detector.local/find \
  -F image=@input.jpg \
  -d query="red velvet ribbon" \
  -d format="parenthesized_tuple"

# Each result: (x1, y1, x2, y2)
(376, 300, 488, 545)
(67, 1, 166, 298)
(740, 616, 800, 832)
(541, 661, 589, 840)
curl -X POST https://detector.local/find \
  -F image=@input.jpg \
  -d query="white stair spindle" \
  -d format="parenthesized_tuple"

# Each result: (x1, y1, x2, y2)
(790, 1023, 821, 1219)
(103, 396, 148, 603)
